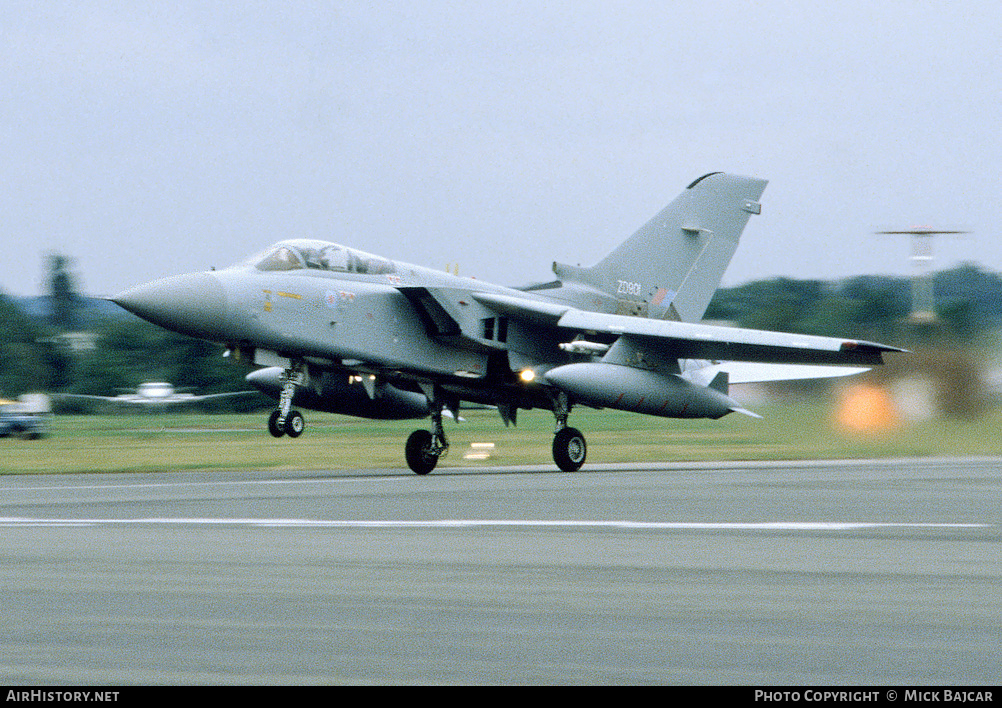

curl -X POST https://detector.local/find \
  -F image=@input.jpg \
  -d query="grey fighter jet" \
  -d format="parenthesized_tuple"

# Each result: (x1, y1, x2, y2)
(113, 172, 901, 474)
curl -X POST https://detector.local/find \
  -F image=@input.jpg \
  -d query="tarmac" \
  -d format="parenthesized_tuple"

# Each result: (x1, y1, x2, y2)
(2, 457, 999, 684)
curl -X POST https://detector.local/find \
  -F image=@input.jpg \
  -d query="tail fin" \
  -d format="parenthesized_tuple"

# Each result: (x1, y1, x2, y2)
(553, 172, 767, 322)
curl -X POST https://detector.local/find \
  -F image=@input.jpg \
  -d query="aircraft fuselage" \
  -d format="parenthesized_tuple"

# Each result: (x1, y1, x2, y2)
(112, 174, 899, 474)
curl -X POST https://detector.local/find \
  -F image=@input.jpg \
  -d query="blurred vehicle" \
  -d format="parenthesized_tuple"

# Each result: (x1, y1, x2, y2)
(0, 394, 50, 440)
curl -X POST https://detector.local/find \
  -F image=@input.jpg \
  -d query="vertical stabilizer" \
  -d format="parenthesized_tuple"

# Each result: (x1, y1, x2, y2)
(553, 173, 767, 322)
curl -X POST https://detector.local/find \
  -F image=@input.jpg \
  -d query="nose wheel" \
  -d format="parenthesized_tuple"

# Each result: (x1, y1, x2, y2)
(268, 361, 308, 438)
(268, 409, 305, 438)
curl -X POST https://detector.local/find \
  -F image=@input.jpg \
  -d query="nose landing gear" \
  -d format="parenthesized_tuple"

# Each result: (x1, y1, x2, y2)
(268, 408, 305, 438)
(268, 361, 307, 438)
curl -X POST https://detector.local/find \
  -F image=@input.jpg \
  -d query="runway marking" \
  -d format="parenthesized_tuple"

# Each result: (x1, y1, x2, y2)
(0, 517, 990, 531)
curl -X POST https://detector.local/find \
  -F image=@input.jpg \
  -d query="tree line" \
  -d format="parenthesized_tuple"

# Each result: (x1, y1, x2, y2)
(1, 254, 263, 410)
(704, 265, 999, 345)
(1, 296, 265, 411)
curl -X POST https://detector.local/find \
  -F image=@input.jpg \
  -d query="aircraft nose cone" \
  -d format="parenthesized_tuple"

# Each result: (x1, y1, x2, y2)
(112, 272, 229, 341)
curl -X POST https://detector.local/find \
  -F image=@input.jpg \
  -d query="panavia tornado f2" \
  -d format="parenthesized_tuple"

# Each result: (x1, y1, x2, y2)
(113, 172, 902, 474)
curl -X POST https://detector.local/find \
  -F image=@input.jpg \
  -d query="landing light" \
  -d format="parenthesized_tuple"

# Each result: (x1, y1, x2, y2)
(519, 369, 536, 383)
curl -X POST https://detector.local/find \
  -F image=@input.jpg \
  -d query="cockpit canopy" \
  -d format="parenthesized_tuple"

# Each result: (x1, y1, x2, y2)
(244, 239, 395, 275)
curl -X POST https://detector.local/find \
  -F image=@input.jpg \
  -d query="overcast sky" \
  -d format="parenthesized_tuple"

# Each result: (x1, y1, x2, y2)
(2, 1, 999, 298)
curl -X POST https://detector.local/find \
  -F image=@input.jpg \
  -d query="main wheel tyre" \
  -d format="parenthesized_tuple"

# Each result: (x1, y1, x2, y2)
(552, 427, 586, 472)
(285, 410, 305, 438)
(268, 410, 286, 438)
(405, 429, 438, 475)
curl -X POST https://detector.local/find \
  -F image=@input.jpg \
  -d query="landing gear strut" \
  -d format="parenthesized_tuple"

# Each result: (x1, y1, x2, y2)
(268, 362, 307, 438)
(405, 386, 452, 475)
(550, 391, 586, 471)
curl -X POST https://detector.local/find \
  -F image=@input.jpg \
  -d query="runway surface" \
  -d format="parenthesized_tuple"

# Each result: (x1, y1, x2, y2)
(2, 458, 1000, 685)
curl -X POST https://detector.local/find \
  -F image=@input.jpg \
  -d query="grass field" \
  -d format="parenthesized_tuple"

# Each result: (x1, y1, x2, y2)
(4, 395, 1002, 474)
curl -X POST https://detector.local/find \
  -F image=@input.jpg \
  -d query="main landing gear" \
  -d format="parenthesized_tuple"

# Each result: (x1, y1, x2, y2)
(268, 362, 307, 438)
(553, 426, 586, 472)
(550, 390, 586, 472)
(405, 387, 452, 475)
(403, 389, 587, 474)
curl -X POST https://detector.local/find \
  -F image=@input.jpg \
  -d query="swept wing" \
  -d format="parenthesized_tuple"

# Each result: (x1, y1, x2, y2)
(472, 291, 902, 368)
